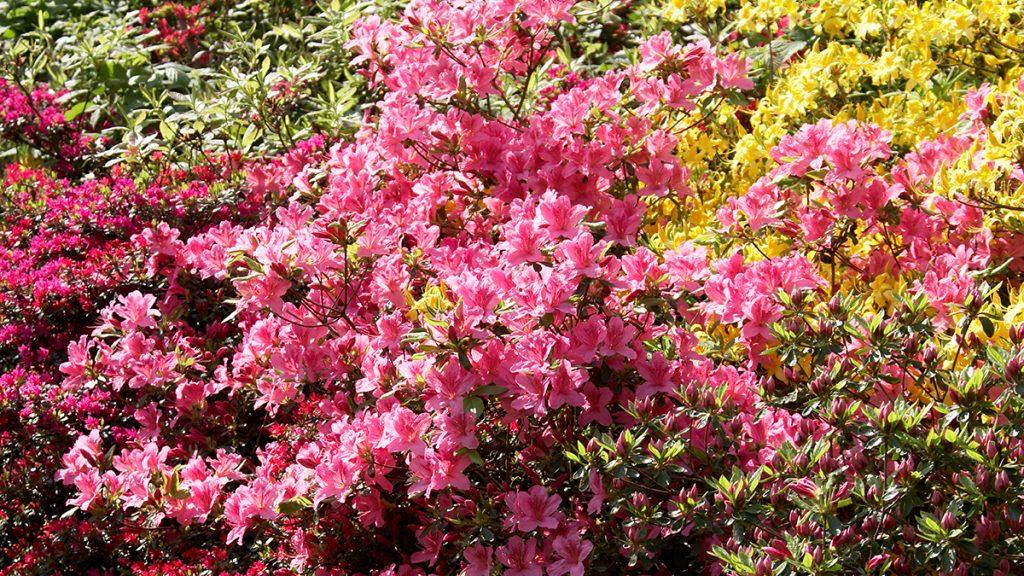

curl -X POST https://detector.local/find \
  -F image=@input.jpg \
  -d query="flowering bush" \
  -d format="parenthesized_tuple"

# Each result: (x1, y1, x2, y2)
(0, 119, 261, 575)
(137, 2, 211, 63)
(54, 2, 758, 572)
(5, 0, 1024, 575)
(0, 1, 347, 572)
(0, 78, 95, 173)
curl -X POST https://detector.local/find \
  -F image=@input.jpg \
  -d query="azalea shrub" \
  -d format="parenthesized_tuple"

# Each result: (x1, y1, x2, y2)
(5, 0, 1024, 575)
(0, 0, 368, 573)
(0, 92, 261, 574)
(53, 1, 757, 572)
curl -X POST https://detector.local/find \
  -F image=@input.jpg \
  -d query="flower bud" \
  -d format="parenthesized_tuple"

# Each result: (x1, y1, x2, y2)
(1006, 354, 1023, 381)
(941, 510, 958, 531)
(819, 321, 834, 339)
(966, 332, 980, 349)
(829, 295, 842, 316)
(987, 438, 999, 459)
(995, 470, 1010, 492)
(867, 484, 880, 504)
(881, 513, 897, 530)
(615, 433, 628, 457)
(867, 553, 889, 571)
(905, 334, 919, 352)
(976, 467, 991, 489)
(922, 345, 938, 365)
(877, 403, 892, 425)
(862, 515, 877, 532)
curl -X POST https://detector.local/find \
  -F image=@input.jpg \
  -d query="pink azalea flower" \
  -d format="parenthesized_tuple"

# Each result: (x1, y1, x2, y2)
(549, 533, 594, 576)
(112, 291, 160, 330)
(535, 189, 587, 240)
(408, 447, 471, 497)
(504, 486, 563, 533)
(547, 362, 587, 409)
(496, 537, 543, 576)
(462, 543, 494, 576)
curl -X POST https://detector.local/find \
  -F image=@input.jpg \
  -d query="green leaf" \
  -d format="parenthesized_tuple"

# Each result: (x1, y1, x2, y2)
(64, 101, 87, 122)
(166, 466, 189, 500)
(462, 396, 485, 416)
(241, 123, 261, 152)
(980, 315, 995, 338)
(159, 120, 176, 142)
(965, 448, 985, 463)
(919, 513, 941, 533)
(278, 495, 312, 515)
(463, 449, 484, 466)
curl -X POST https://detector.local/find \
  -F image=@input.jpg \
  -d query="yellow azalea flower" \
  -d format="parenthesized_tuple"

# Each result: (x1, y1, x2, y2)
(762, 235, 791, 258)
(868, 273, 906, 311)
(407, 284, 452, 322)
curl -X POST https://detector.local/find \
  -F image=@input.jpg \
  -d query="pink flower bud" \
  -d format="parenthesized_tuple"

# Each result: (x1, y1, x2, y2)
(941, 510, 958, 530)
(995, 471, 1010, 492)
(789, 478, 818, 500)
(867, 553, 889, 571)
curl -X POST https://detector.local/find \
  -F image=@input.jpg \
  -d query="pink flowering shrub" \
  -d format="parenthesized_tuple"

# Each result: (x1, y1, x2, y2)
(54, 1, 762, 573)
(0, 154, 255, 368)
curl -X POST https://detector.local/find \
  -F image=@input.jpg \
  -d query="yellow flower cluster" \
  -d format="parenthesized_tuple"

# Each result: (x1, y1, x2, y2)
(666, 0, 1024, 187)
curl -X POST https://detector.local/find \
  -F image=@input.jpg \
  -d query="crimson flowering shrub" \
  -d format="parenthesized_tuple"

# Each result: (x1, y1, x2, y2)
(0, 153, 257, 365)
(0, 78, 95, 173)
(0, 70, 272, 572)
(0, 156, 266, 574)
(0, 0, 379, 570)
(138, 2, 211, 63)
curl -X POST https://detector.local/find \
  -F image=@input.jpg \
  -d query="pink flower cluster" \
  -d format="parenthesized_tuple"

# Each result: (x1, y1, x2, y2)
(0, 147, 257, 574)
(721, 118, 989, 329)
